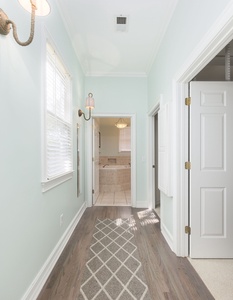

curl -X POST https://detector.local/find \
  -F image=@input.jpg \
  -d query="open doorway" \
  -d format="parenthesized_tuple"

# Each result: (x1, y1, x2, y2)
(93, 117, 131, 206)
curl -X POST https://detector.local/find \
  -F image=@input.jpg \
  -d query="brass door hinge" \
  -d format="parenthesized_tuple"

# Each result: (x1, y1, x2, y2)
(185, 226, 191, 235)
(185, 161, 191, 170)
(185, 97, 191, 106)
(92, 189, 94, 194)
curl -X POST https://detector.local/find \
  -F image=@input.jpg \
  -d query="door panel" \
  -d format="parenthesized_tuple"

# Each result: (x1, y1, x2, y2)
(200, 113, 225, 170)
(190, 81, 233, 258)
(200, 187, 225, 237)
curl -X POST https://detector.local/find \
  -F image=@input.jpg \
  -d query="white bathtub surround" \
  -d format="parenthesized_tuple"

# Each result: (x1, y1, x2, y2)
(99, 156, 131, 166)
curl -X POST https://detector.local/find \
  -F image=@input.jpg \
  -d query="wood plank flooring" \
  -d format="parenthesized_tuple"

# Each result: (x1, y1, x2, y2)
(37, 207, 214, 300)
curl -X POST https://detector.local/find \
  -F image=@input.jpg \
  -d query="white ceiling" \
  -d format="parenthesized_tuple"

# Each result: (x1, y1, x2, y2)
(56, 0, 178, 77)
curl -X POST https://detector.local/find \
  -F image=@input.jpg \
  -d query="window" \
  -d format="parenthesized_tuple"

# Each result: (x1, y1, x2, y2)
(119, 127, 131, 152)
(42, 42, 73, 192)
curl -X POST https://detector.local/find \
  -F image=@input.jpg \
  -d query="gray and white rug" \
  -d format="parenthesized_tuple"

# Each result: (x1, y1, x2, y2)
(78, 218, 151, 300)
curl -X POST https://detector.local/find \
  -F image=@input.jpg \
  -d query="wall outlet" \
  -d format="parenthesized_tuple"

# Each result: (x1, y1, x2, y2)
(60, 214, 64, 227)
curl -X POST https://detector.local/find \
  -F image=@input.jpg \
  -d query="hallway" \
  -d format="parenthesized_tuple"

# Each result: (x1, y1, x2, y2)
(37, 207, 213, 300)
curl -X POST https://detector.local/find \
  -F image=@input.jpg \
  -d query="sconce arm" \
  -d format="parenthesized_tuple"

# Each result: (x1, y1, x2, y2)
(7, 4, 36, 46)
(78, 108, 92, 121)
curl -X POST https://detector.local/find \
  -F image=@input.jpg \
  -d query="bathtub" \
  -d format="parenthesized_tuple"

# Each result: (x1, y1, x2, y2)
(101, 164, 130, 169)
(99, 165, 131, 192)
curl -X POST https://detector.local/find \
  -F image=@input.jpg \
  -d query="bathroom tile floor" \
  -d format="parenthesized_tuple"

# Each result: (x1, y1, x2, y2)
(95, 190, 131, 206)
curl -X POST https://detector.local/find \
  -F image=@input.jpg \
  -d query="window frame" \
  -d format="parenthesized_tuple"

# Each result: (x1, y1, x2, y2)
(119, 126, 131, 152)
(41, 40, 73, 192)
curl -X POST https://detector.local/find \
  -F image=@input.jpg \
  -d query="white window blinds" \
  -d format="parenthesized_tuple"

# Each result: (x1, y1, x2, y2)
(45, 43, 72, 180)
(119, 127, 131, 152)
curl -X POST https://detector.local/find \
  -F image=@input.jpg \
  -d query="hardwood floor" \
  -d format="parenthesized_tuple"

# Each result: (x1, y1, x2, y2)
(37, 207, 214, 300)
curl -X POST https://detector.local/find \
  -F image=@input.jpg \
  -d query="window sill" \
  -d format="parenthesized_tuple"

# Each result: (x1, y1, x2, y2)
(41, 171, 74, 192)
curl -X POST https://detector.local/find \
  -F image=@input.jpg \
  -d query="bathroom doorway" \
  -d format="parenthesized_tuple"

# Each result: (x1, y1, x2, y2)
(93, 117, 131, 206)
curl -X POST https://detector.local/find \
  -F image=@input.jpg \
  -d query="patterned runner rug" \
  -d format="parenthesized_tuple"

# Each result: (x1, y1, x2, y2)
(78, 218, 151, 300)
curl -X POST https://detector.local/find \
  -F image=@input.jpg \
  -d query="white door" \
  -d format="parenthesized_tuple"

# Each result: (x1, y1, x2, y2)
(190, 81, 233, 258)
(92, 119, 100, 205)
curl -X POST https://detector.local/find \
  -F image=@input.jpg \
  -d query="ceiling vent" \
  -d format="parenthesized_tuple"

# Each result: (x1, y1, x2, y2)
(116, 15, 128, 32)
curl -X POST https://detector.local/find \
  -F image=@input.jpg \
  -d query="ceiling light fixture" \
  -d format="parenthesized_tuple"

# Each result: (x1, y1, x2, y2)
(115, 118, 127, 129)
(78, 93, 95, 121)
(0, 0, 50, 46)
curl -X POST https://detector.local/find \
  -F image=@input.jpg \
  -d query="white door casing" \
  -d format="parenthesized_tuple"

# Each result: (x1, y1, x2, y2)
(147, 100, 160, 210)
(190, 81, 233, 258)
(154, 114, 160, 208)
(92, 118, 100, 205)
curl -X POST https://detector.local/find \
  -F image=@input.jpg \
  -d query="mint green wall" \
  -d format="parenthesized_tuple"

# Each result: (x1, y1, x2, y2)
(0, 1, 85, 300)
(85, 77, 147, 205)
(148, 0, 232, 238)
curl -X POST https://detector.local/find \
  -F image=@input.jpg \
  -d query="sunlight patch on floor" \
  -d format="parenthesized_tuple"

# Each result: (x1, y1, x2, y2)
(137, 209, 160, 226)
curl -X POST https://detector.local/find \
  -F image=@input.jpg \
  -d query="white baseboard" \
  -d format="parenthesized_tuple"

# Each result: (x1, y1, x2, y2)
(161, 222, 174, 252)
(21, 202, 86, 300)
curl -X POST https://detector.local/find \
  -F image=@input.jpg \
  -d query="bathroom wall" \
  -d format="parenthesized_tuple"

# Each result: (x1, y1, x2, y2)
(99, 122, 131, 165)
(100, 122, 130, 155)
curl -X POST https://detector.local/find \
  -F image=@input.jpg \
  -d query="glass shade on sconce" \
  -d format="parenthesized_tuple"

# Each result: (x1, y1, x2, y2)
(18, 0, 50, 16)
(85, 93, 95, 109)
(78, 93, 95, 121)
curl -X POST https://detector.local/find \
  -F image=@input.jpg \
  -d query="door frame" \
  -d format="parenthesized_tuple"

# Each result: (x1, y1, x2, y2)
(173, 3, 233, 256)
(92, 118, 100, 206)
(148, 99, 161, 209)
(85, 113, 136, 208)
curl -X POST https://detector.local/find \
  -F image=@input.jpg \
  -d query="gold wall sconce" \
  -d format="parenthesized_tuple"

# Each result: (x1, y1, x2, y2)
(0, 0, 50, 46)
(78, 93, 95, 121)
